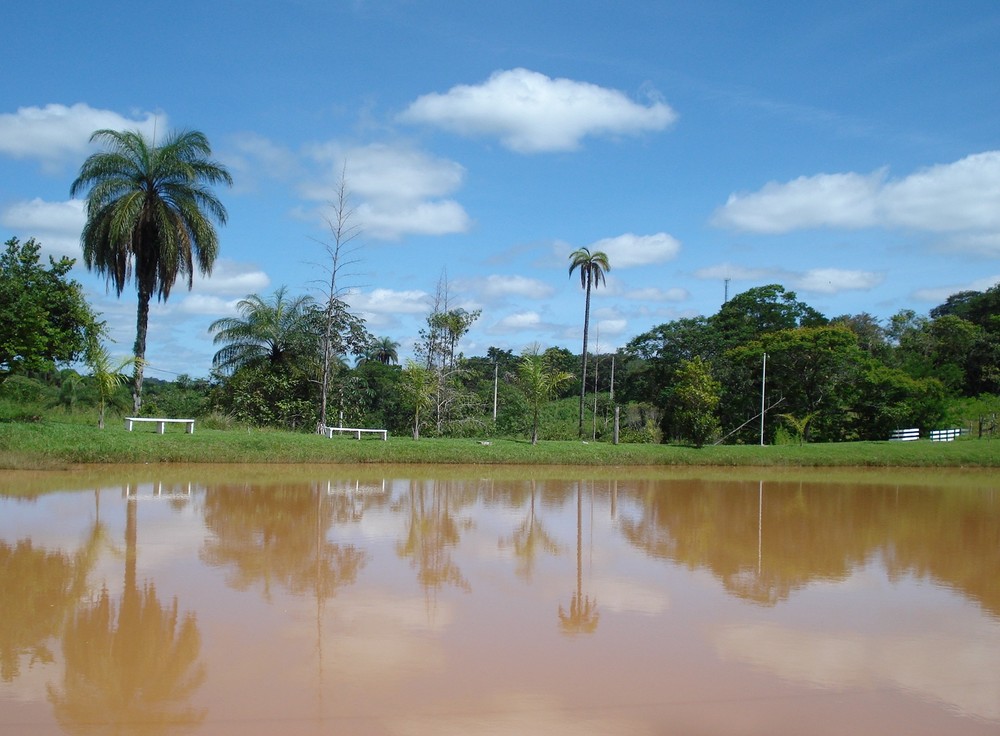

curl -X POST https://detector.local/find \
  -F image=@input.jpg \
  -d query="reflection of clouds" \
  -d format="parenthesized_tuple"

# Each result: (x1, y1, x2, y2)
(322, 592, 450, 682)
(714, 623, 1000, 721)
(388, 691, 650, 736)
(592, 576, 669, 615)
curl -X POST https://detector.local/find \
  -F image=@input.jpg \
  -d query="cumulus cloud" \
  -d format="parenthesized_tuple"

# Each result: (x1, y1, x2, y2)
(223, 132, 300, 191)
(491, 311, 544, 333)
(479, 274, 556, 300)
(192, 258, 270, 297)
(0, 103, 164, 167)
(695, 262, 776, 282)
(588, 232, 681, 268)
(0, 198, 84, 258)
(912, 274, 1000, 304)
(712, 151, 1000, 249)
(627, 286, 689, 302)
(695, 262, 883, 296)
(345, 287, 431, 315)
(713, 171, 883, 233)
(302, 142, 472, 239)
(399, 68, 677, 153)
(793, 268, 884, 294)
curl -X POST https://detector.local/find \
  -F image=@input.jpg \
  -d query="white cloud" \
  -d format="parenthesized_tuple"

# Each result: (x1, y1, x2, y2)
(492, 311, 543, 333)
(695, 262, 776, 281)
(912, 274, 1000, 304)
(694, 262, 883, 296)
(399, 68, 677, 153)
(192, 258, 270, 297)
(713, 151, 1000, 246)
(0, 198, 84, 258)
(792, 268, 884, 294)
(0, 103, 164, 167)
(588, 232, 681, 268)
(345, 287, 431, 315)
(713, 171, 883, 233)
(627, 286, 689, 302)
(175, 294, 242, 316)
(223, 132, 300, 191)
(301, 142, 472, 239)
(480, 274, 556, 300)
(596, 318, 628, 336)
(355, 200, 470, 239)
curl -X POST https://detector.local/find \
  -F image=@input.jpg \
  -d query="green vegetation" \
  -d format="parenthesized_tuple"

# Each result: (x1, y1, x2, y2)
(0, 416, 996, 470)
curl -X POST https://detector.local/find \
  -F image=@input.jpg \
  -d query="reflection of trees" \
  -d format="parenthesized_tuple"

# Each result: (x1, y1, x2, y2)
(396, 479, 472, 592)
(618, 479, 1000, 615)
(500, 480, 561, 581)
(200, 484, 367, 601)
(48, 499, 205, 735)
(0, 540, 88, 682)
(0, 495, 107, 683)
(558, 483, 599, 635)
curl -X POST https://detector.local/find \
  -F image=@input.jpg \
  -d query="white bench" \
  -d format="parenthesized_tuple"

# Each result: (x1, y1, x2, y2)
(889, 427, 920, 441)
(125, 417, 195, 434)
(323, 426, 387, 441)
(930, 428, 966, 442)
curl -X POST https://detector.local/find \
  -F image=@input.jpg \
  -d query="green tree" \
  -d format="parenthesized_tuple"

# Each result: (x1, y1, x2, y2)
(518, 345, 574, 445)
(713, 284, 826, 349)
(209, 287, 318, 374)
(568, 247, 610, 436)
(670, 356, 722, 447)
(70, 128, 232, 414)
(0, 237, 96, 378)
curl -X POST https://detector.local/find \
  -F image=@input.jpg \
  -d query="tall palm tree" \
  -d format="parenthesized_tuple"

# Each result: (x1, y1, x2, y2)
(568, 247, 610, 436)
(70, 128, 232, 414)
(209, 287, 319, 374)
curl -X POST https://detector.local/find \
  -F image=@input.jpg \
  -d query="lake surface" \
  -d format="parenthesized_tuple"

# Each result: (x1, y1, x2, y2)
(1, 464, 998, 735)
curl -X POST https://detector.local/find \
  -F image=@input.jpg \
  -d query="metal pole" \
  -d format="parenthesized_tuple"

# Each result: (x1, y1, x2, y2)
(493, 361, 498, 421)
(760, 353, 767, 446)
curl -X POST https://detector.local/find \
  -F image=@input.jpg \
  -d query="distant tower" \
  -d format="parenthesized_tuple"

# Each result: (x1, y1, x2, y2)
(724, 278, 730, 304)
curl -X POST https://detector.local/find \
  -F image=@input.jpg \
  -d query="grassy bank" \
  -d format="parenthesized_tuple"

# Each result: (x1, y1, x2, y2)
(1, 418, 997, 469)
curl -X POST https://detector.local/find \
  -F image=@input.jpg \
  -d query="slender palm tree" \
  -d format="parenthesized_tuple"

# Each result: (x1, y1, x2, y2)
(70, 128, 232, 414)
(209, 287, 319, 374)
(356, 336, 400, 367)
(568, 247, 610, 436)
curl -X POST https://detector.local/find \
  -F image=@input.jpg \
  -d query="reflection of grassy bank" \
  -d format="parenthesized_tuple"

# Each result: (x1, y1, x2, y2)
(1, 418, 997, 473)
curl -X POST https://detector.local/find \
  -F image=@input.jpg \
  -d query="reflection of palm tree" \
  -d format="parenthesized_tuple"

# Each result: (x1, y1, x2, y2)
(558, 483, 599, 635)
(500, 480, 561, 580)
(48, 499, 206, 734)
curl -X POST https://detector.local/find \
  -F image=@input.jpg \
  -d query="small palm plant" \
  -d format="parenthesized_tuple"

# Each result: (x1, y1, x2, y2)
(519, 344, 574, 445)
(84, 333, 139, 429)
(778, 412, 816, 444)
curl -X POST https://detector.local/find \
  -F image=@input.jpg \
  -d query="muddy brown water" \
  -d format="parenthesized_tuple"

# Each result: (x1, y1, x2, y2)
(2, 465, 998, 735)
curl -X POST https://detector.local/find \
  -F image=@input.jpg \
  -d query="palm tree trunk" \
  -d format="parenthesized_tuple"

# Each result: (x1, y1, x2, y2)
(578, 281, 592, 436)
(132, 290, 151, 414)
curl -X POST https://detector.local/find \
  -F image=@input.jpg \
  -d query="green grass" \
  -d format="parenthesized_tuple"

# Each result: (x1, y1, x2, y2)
(1, 416, 997, 470)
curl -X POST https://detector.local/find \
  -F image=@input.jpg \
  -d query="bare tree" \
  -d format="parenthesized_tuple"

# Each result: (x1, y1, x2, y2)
(313, 166, 368, 433)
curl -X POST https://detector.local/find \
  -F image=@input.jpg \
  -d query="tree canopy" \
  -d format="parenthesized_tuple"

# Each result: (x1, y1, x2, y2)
(0, 237, 97, 379)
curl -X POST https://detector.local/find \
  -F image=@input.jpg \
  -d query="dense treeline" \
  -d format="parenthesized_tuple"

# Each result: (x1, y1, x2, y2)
(2, 234, 998, 444)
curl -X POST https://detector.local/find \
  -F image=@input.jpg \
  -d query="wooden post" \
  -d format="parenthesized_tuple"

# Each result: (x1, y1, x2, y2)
(613, 406, 620, 445)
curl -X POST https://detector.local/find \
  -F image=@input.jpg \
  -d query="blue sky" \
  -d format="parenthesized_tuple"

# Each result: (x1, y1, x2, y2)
(3, 1, 1000, 380)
